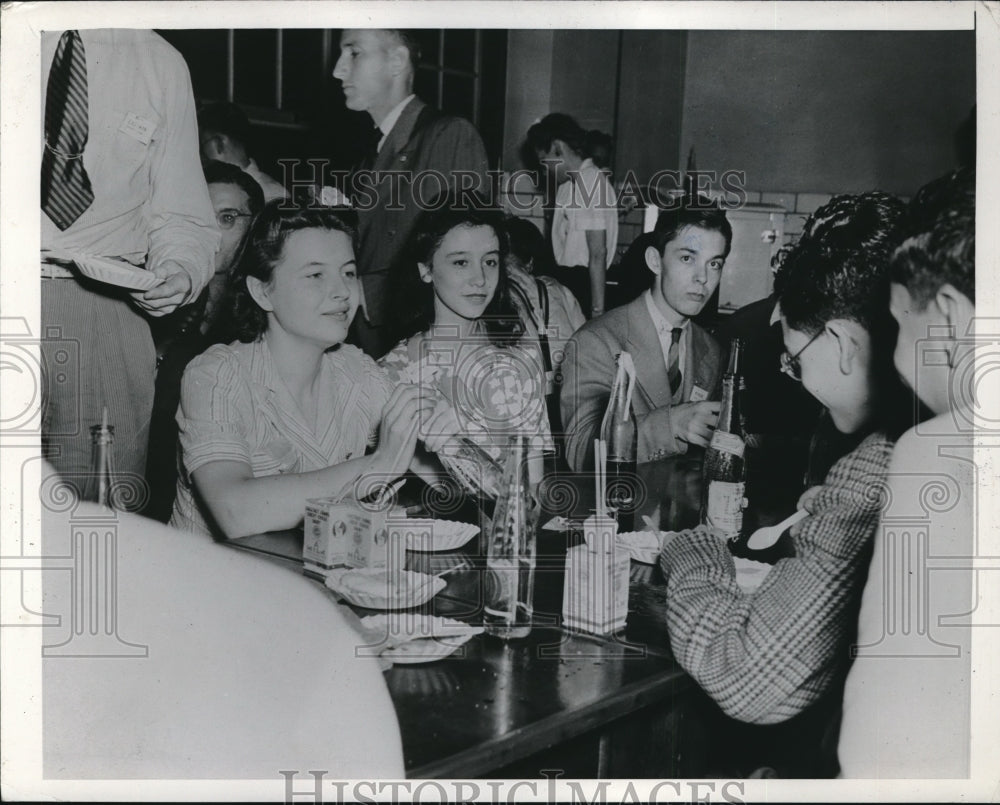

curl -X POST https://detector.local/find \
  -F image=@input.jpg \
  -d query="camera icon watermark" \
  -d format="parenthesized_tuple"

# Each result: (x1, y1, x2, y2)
(0, 317, 80, 439)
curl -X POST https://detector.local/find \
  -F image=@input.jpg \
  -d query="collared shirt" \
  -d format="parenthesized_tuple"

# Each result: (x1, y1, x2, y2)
(171, 338, 394, 536)
(244, 158, 289, 203)
(551, 158, 618, 270)
(644, 289, 690, 389)
(769, 298, 782, 327)
(376, 94, 416, 152)
(41, 29, 219, 294)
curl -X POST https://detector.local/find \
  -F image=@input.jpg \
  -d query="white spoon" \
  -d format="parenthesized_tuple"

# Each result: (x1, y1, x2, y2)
(746, 509, 809, 551)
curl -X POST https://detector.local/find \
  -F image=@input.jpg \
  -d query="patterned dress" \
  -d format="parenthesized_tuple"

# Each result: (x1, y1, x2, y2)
(380, 332, 553, 496)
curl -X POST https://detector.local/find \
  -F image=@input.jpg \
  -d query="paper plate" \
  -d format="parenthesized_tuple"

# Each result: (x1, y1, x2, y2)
(42, 249, 163, 291)
(359, 614, 483, 664)
(733, 556, 773, 593)
(616, 530, 675, 565)
(325, 568, 445, 610)
(382, 634, 478, 664)
(396, 518, 479, 552)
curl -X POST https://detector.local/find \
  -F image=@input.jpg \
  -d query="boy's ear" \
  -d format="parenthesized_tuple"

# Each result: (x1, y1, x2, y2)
(827, 319, 859, 375)
(934, 283, 975, 336)
(201, 133, 225, 159)
(644, 245, 663, 275)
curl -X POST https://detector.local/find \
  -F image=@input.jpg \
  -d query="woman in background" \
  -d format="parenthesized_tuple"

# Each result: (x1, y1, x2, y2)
(526, 113, 618, 318)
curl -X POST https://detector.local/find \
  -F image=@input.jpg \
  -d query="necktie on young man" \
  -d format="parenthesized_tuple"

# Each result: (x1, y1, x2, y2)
(41, 30, 94, 231)
(667, 327, 683, 396)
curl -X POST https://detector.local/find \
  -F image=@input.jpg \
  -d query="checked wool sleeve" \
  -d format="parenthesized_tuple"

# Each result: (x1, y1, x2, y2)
(659, 432, 893, 724)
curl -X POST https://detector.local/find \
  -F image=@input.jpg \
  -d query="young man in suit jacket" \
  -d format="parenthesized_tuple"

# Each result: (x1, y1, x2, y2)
(560, 199, 731, 471)
(333, 29, 489, 358)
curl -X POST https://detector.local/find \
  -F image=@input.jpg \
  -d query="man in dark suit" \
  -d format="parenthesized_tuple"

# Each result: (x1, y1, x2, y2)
(714, 292, 824, 509)
(333, 29, 489, 357)
(560, 199, 730, 471)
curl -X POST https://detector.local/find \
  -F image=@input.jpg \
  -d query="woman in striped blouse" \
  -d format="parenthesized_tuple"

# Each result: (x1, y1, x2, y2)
(171, 203, 454, 539)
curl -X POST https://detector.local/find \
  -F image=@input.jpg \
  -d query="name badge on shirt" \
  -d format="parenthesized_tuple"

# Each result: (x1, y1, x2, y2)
(690, 385, 709, 402)
(120, 112, 155, 145)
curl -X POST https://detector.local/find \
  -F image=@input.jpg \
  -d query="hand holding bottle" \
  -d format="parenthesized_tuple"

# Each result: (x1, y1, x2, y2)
(671, 401, 722, 447)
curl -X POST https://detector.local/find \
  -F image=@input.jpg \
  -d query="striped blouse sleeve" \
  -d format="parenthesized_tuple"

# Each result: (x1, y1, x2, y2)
(176, 346, 255, 476)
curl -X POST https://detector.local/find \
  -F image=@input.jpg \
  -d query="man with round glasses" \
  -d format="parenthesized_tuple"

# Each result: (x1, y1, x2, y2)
(145, 160, 265, 520)
(659, 192, 922, 775)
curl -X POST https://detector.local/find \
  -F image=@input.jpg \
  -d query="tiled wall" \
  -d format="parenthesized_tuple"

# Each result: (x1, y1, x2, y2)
(497, 171, 850, 260)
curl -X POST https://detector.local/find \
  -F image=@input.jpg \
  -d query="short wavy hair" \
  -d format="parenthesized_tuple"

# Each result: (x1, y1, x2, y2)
(392, 191, 523, 348)
(526, 113, 587, 157)
(649, 194, 733, 259)
(774, 192, 907, 335)
(890, 168, 975, 309)
(228, 202, 358, 343)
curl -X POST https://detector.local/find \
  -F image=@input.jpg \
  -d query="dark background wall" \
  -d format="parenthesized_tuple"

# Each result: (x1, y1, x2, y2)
(679, 30, 976, 196)
(160, 28, 975, 202)
(501, 29, 974, 199)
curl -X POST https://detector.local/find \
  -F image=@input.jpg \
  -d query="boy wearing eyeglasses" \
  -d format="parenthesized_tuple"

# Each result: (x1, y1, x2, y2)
(659, 193, 920, 774)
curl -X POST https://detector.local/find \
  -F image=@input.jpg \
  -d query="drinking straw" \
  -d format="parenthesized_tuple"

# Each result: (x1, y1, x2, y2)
(593, 439, 601, 520)
(374, 477, 406, 509)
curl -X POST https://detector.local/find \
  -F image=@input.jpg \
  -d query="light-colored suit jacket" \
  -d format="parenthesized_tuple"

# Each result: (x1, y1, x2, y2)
(560, 295, 723, 471)
(355, 97, 489, 327)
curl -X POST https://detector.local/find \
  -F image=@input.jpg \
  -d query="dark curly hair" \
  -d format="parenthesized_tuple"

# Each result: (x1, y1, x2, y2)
(228, 201, 359, 343)
(203, 159, 265, 216)
(392, 191, 524, 348)
(890, 167, 975, 308)
(774, 192, 907, 334)
(775, 191, 917, 438)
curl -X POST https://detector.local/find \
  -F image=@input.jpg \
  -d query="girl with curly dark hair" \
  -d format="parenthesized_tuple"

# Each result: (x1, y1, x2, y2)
(380, 193, 553, 492)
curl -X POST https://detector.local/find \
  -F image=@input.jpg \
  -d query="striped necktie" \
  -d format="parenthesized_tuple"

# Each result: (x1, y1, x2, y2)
(667, 327, 683, 396)
(41, 30, 94, 231)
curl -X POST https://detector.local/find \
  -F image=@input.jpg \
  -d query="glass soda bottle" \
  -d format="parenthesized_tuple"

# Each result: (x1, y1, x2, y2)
(601, 352, 638, 533)
(484, 436, 538, 639)
(82, 413, 119, 509)
(701, 338, 747, 540)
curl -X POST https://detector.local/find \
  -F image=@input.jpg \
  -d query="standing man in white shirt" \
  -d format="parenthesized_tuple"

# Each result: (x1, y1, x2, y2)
(333, 29, 489, 358)
(40, 29, 219, 495)
(527, 113, 619, 319)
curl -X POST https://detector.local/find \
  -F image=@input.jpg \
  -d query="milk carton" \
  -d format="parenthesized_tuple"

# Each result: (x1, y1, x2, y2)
(303, 497, 353, 569)
(305, 496, 391, 569)
(562, 515, 630, 636)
